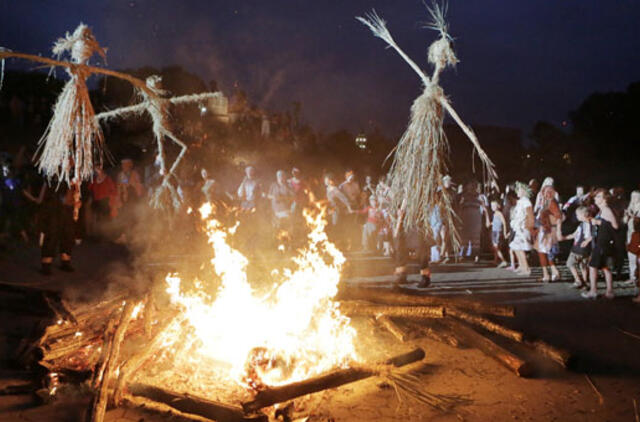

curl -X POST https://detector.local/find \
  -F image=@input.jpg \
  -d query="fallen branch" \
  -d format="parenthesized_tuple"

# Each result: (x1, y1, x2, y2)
(584, 374, 604, 406)
(444, 320, 532, 377)
(415, 321, 462, 348)
(340, 301, 445, 319)
(338, 286, 515, 317)
(376, 315, 410, 342)
(122, 394, 216, 422)
(128, 383, 267, 422)
(616, 327, 640, 341)
(88, 300, 138, 422)
(242, 347, 425, 413)
(447, 308, 523, 342)
(113, 312, 182, 405)
(524, 339, 572, 368)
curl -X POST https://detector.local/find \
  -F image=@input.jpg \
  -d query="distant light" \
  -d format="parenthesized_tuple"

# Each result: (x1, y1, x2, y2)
(200, 106, 207, 115)
(355, 133, 367, 150)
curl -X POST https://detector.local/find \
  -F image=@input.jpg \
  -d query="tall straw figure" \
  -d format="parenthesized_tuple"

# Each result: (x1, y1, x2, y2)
(357, 4, 497, 250)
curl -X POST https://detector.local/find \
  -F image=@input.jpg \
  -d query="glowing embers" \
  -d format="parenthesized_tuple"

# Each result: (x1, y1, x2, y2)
(160, 202, 359, 391)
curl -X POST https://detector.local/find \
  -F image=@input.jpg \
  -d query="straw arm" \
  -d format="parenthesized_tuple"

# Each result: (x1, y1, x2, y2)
(95, 103, 146, 121)
(169, 92, 225, 106)
(356, 14, 432, 87)
(441, 97, 498, 180)
(0, 51, 158, 99)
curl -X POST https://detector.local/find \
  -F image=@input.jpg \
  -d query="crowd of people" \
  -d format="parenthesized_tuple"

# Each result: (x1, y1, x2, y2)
(1, 153, 639, 303)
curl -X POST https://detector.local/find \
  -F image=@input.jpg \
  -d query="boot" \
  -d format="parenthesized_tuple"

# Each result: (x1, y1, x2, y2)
(41, 262, 52, 276)
(60, 260, 75, 272)
(417, 268, 431, 288)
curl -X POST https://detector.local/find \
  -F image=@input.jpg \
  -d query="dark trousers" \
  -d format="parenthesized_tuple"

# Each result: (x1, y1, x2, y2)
(394, 229, 431, 272)
(41, 205, 75, 258)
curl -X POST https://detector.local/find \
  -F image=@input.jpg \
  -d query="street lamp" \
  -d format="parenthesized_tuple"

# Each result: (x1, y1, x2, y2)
(355, 133, 367, 150)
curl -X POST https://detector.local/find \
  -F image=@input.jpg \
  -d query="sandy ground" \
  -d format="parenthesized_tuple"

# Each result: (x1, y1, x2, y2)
(0, 242, 639, 421)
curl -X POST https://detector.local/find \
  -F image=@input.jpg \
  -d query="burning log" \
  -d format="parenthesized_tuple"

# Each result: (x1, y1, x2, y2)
(122, 394, 216, 422)
(443, 320, 533, 377)
(112, 312, 182, 405)
(127, 383, 267, 422)
(340, 301, 445, 319)
(447, 308, 524, 342)
(88, 300, 138, 422)
(338, 286, 515, 317)
(376, 315, 410, 342)
(524, 339, 572, 368)
(242, 347, 425, 413)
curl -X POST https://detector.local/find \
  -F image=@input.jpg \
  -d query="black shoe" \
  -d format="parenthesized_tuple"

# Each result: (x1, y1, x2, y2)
(41, 263, 52, 276)
(417, 275, 431, 289)
(60, 260, 74, 272)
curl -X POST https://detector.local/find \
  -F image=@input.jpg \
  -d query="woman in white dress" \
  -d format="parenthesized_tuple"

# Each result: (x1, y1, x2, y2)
(509, 182, 534, 276)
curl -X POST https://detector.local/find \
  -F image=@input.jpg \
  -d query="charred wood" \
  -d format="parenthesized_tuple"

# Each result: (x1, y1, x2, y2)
(128, 383, 267, 422)
(242, 347, 425, 412)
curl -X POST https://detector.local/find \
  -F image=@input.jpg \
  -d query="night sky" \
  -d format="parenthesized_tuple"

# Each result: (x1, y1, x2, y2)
(2, 1, 639, 139)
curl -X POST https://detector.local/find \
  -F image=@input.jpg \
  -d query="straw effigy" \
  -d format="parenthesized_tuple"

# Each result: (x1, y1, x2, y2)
(37, 24, 106, 185)
(96, 75, 225, 210)
(357, 4, 497, 248)
(1, 23, 223, 210)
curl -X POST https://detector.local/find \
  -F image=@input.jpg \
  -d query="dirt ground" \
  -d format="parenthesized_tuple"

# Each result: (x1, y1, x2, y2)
(0, 243, 639, 421)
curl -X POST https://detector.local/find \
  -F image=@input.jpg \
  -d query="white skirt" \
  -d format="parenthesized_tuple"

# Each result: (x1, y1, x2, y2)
(510, 229, 532, 251)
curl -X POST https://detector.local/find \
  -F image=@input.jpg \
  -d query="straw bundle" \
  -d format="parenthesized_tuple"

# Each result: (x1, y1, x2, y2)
(35, 24, 107, 185)
(357, 4, 497, 247)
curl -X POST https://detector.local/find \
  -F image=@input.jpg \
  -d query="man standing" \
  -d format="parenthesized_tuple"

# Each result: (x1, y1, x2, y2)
(237, 166, 262, 211)
(268, 170, 294, 229)
(325, 174, 352, 248)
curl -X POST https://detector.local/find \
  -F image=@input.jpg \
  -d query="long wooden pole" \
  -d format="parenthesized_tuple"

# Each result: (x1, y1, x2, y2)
(128, 383, 267, 422)
(338, 286, 515, 317)
(340, 301, 445, 319)
(242, 347, 425, 413)
(88, 300, 138, 422)
(444, 320, 532, 377)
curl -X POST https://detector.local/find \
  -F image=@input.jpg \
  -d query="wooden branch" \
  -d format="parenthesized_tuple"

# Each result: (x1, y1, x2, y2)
(88, 300, 138, 422)
(376, 315, 410, 342)
(444, 320, 533, 377)
(447, 308, 523, 342)
(585, 374, 604, 405)
(242, 347, 425, 412)
(122, 394, 215, 422)
(338, 286, 515, 317)
(340, 301, 445, 319)
(113, 312, 182, 406)
(128, 383, 267, 422)
(413, 320, 462, 348)
(524, 339, 572, 368)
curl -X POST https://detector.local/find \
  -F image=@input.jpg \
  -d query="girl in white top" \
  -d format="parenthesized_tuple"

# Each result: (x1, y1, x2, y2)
(509, 182, 534, 276)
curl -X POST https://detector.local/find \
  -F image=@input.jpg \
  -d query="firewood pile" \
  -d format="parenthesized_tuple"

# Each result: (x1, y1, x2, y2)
(1, 281, 572, 422)
(337, 286, 573, 377)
